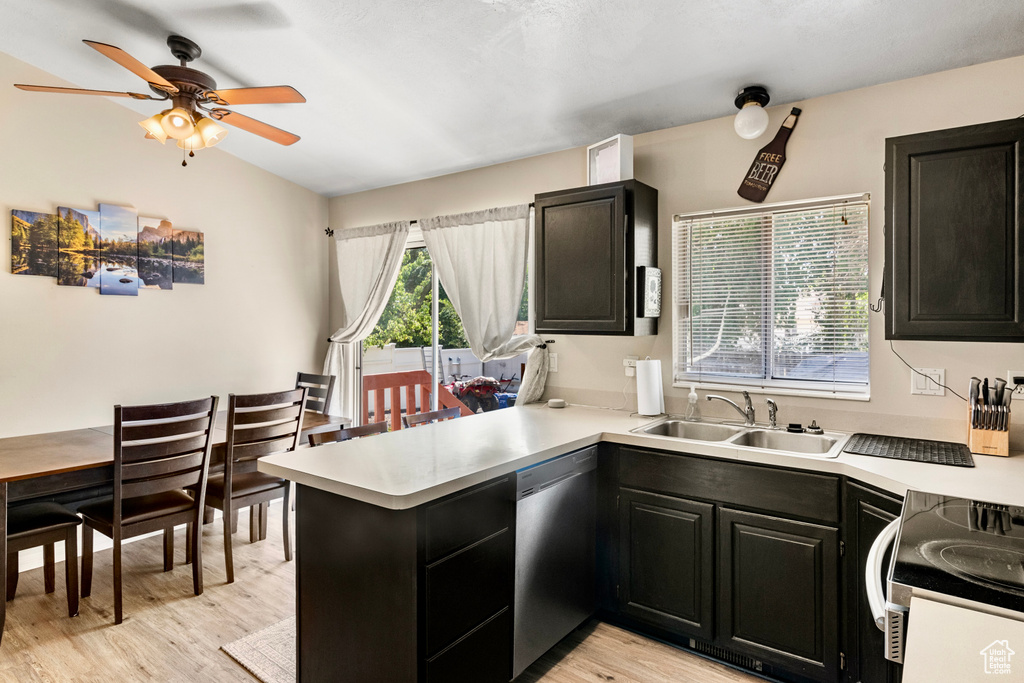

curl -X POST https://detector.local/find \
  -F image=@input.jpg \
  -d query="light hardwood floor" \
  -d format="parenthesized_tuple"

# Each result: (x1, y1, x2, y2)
(1, 513, 759, 683)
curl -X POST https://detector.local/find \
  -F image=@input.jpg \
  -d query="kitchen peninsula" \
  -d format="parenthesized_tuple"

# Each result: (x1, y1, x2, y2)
(259, 404, 1024, 682)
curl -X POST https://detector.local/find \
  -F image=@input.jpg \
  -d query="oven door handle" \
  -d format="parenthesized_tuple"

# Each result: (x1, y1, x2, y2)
(866, 516, 901, 631)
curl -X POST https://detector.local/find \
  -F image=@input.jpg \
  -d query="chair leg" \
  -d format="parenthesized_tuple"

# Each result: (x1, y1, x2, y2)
(231, 509, 238, 535)
(81, 525, 93, 599)
(163, 527, 174, 572)
(112, 533, 123, 625)
(65, 528, 79, 617)
(185, 522, 193, 565)
(43, 544, 56, 594)
(222, 505, 234, 584)
(6, 553, 18, 602)
(259, 502, 269, 541)
(283, 486, 292, 562)
(192, 514, 204, 596)
(249, 506, 259, 544)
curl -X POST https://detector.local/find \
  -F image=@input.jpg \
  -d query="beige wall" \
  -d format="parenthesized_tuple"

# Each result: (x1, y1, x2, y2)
(330, 54, 1024, 448)
(0, 51, 329, 437)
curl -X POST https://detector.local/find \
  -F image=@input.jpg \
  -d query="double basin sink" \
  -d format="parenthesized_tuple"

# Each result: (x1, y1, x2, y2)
(632, 417, 846, 458)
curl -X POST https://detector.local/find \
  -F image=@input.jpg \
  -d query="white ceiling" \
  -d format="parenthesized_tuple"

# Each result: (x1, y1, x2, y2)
(2, 0, 1024, 197)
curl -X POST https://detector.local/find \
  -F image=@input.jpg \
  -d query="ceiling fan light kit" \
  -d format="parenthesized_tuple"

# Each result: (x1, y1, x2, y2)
(15, 34, 305, 165)
(733, 85, 771, 139)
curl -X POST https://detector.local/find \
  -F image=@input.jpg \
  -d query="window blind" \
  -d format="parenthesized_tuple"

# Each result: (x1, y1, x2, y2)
(673, 194, 870, 395)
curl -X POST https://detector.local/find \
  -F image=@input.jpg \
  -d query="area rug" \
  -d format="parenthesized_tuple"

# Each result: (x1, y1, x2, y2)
(222, 616, 296, 683)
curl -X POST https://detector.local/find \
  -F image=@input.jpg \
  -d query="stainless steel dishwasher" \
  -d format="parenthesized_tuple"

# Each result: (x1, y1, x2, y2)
(513, 446, 597, 678)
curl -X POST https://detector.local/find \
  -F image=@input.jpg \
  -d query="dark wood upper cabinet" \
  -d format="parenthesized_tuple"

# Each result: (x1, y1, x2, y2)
(534, 180, 658, 335)
(885, 117, 1024, 341)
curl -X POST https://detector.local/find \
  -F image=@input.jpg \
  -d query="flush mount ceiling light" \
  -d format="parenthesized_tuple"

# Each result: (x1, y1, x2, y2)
(15, 34, 306, 166)
(734, 85, 771, 140)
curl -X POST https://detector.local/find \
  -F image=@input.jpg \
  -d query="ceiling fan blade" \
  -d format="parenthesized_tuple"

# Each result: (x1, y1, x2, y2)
(14, 84, 156, 100)
(212, 109, 300, 146)
(207, 86, 306, 105)
(83, 40, 178, 93)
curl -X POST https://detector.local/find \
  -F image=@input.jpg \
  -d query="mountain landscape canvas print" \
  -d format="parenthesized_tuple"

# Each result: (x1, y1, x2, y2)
(11, 209, 57, 277)
(138, 216, 174, 290)
(98, 203, 140, 296)
(172, 229, 205, 284)
(57, 206, 102, 287)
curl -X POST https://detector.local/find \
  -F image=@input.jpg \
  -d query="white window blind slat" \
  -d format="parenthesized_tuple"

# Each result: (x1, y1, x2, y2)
(672, 197, 870, 394)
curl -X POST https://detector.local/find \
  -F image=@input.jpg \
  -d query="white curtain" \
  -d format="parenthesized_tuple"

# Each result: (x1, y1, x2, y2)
(323, 221, 410, 417)
(420, 205, 548, 403)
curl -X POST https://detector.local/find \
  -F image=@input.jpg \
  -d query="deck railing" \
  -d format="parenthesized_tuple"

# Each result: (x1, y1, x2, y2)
(363, 370, 473, 431)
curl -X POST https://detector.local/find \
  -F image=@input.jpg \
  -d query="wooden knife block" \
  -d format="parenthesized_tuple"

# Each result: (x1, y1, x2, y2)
(968, 409, 1010, 456)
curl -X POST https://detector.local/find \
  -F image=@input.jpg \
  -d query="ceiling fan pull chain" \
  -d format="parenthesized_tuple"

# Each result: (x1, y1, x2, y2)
(182, 147, 187, 167)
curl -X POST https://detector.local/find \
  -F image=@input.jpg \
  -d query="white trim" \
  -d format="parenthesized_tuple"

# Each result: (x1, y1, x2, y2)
(674, 379, 870, 402)
(673, 192, 870, 222)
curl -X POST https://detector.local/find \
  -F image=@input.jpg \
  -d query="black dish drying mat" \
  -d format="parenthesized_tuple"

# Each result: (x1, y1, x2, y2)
(844, 433, 975, 467)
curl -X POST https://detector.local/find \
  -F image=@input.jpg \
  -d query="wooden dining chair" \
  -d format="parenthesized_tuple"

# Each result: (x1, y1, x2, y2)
(295, 372, 336, 415)
(307, 421, 388, 447)
(6, 502, 82, 619)
(80, 396, 219, 625)
(402, 407, 461, 428)
(205, 388, 306, 583)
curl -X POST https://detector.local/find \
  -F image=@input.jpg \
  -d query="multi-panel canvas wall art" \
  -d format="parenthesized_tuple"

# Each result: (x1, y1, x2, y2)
(11, 210, 57, 277)
(57, 207, 101, 287)
(9, 201, 204, 296)
(138, 216, 173, 290)
(172, 229, 205, 284)
(98, 203, 140, 296)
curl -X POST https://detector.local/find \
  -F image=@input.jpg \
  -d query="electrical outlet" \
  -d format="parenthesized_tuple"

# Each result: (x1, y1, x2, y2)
(624, 355, 639, 377)
(549, 353, 558, 373)
(1009, 370, 1024, 395)
(910, 368, 944, 396)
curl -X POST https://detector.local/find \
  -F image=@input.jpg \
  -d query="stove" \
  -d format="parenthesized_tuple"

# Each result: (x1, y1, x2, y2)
(890, 491, 1024, 615)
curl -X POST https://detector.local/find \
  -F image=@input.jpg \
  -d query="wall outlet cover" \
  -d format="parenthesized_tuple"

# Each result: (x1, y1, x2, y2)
(549, 353, 558, 373)
(1009, 370, 1024, 395)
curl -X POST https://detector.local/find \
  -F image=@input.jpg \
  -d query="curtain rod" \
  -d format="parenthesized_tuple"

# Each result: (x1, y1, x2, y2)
(325, 202, 535, 236)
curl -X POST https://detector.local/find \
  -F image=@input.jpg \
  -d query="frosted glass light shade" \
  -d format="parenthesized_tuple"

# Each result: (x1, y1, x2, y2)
(734, 102, 769, 140)
(176, 131, 206, 151)
(196, 117, 228, 147)
(138, 114, 167, 144)
(161, 107, 195, 140)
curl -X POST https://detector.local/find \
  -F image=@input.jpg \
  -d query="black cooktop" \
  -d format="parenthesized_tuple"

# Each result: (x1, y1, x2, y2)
(892, 491, 1024, 612)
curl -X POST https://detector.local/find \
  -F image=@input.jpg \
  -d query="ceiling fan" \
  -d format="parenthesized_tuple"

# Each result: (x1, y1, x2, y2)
(15, 35, 305, 164)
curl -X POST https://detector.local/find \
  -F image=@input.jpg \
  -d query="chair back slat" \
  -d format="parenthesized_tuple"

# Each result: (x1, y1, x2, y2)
(122, 451, 206, 481)
(234, 418, 301, 445)
(235, 388, 306, 409)
(231, 434, 301, 462)
(121, 433, 209, 463)
(402, 407, 461, 428)
(122, 469, 205, 499)
(121, 398, 216, 422)
(296, 372, 336, 415)
(121, 415, 212, 442)
(231, 403, 303, 425)
(114, 396, 219, 524)
(308, 421, 388, 447)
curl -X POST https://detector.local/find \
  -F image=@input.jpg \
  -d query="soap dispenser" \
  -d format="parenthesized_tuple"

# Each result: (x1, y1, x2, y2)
(683, 385, 702, 422)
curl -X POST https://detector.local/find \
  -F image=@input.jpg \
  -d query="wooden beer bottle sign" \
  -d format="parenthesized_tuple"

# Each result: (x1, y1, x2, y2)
(738, 107, 802, 203)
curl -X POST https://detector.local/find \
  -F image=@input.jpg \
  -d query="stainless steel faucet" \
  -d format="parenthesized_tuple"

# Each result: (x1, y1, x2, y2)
(706, 391, 756, 426)
(765, 398, 779, 429)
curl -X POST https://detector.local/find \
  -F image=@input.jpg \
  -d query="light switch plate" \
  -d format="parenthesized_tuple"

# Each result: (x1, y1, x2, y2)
(910, 368, 944, 396)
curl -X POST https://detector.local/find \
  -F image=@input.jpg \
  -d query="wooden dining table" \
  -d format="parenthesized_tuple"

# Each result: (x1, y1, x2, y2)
(0, 410, 348, 642)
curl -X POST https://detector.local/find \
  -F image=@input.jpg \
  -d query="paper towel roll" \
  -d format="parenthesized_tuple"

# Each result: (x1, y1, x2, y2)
(636, 359, 665, 416)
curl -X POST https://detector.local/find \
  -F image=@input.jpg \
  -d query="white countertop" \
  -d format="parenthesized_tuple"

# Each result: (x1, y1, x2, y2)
(258, 404, 1024, 510)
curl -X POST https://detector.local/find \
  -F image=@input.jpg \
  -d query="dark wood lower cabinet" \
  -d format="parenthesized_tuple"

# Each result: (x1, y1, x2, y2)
(718, 507, 840, 682)
(618, 488, 714, 640)
(846, 483, 904, 683)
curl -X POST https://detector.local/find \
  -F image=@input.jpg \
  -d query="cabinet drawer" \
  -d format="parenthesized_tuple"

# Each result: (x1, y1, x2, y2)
(424, 476, 511, 564)
(426, 529, 511, 656)
(618, 447, 839, 523)
(426, 608, 511, 683)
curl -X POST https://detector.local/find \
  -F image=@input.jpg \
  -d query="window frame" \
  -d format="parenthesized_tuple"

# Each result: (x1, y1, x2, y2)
(671, 193, 871, 401)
